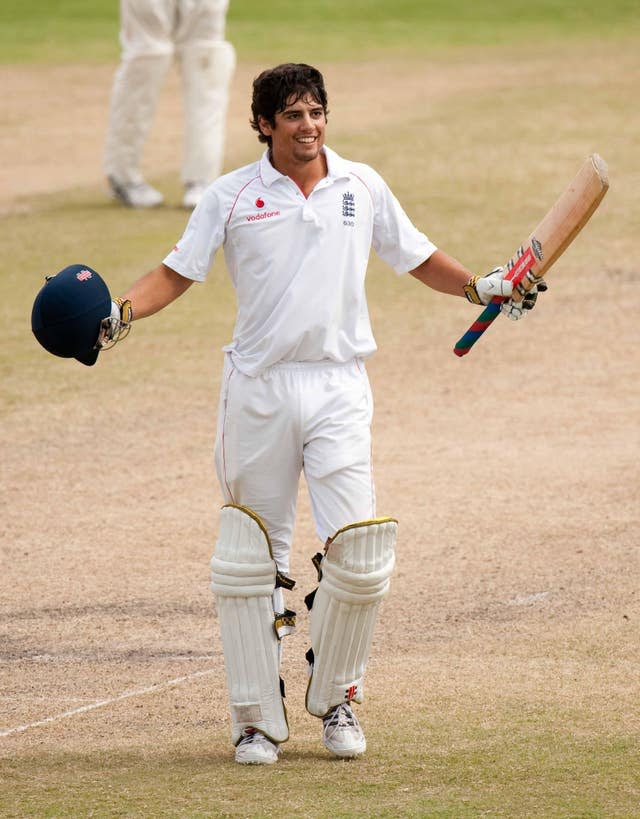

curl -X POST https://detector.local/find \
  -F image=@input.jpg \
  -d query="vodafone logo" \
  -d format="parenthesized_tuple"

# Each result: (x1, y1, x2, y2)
(255, 198, 265, 209)
(246, 210, 280, 222)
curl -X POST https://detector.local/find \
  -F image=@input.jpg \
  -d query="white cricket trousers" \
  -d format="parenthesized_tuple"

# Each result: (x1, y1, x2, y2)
(214, 357, 377, 573)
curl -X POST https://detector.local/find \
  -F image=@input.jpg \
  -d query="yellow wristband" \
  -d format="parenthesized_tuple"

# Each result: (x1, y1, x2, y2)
(463, 276, 483, 305)
(115, 297, 133, 323)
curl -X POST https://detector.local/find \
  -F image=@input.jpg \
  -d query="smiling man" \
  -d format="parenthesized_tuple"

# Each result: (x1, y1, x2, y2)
(103, 63, 542, 765)
(251, 67, 329, 194)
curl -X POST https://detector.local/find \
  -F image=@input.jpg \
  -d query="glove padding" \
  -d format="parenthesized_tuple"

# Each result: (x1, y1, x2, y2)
(465, 266, 547, 321)
(500, 279, 547, 320)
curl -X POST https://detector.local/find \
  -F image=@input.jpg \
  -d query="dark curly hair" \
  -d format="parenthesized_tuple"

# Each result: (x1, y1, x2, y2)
(250, 63, 329, 145)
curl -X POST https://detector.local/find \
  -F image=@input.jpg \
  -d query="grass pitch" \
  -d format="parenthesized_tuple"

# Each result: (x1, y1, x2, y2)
(1, 0, 639, 62)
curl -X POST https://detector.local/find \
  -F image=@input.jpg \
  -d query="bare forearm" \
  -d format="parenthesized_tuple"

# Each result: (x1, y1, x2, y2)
(122, 264, 194, 320)
(409, 250, 472, 297)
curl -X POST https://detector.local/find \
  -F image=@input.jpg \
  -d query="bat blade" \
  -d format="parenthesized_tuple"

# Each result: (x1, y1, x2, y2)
(453, 154, 609, 357)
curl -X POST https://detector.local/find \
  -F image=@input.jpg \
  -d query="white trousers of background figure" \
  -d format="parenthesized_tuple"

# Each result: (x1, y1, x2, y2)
(104, 0, 235, 186)
(214, 357, 377, 574)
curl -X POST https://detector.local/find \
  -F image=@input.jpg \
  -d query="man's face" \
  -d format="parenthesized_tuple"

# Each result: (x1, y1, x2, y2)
(259, 93, 327, 166)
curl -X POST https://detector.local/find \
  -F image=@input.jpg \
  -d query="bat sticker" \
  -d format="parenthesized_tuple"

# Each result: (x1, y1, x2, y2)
(532, 237, 543, 261)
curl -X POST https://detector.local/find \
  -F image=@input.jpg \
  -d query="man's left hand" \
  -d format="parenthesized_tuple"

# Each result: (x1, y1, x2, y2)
(500, 278, 548, 320)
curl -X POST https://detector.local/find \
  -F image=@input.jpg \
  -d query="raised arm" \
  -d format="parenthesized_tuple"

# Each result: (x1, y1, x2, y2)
(409, 248, 539, 310)
(409, 249, 472, 297)
(121, 263, 194, 320)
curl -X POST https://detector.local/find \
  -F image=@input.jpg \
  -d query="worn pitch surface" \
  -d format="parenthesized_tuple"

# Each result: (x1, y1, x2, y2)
(1, 45, 638, 815)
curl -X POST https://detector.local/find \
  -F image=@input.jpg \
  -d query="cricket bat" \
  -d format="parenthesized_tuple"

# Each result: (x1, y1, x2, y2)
(453, 154, 609, 357)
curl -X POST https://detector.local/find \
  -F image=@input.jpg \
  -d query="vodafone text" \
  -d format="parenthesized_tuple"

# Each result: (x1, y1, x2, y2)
(246, 211, 280, 222)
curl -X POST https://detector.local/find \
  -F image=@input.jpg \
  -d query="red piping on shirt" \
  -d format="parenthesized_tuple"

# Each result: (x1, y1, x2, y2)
(226, 175, 261, 225)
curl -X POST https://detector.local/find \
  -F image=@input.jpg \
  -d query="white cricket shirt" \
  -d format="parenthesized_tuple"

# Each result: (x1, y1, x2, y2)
(163, 146, 437, 376)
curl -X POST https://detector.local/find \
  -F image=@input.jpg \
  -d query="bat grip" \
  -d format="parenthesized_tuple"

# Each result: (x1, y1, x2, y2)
(453, 249, 537, 357)
(453, 299, 502, 357)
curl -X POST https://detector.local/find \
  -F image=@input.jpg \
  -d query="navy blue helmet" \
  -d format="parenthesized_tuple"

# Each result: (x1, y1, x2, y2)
(31, 264, 112, 366)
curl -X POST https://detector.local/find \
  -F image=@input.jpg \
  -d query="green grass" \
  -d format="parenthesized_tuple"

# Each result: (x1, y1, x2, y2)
(1, 0, 639, 63)
(0, 0, 119, 63)
(1, 716, 638, 817)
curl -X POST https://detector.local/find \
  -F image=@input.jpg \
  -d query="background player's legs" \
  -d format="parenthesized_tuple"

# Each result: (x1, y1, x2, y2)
(175, 0, 235, 208)
(104, 0, 175, 207)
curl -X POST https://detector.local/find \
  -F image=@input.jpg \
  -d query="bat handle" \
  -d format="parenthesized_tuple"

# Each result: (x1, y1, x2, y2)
(453, 299, 502, 357)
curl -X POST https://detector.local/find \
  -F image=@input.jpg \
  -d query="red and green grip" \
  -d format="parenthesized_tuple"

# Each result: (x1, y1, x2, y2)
(453, 245, 537, 357)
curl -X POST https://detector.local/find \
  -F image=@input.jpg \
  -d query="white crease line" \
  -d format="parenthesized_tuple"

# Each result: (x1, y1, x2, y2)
(16, 654, 216, 663)
(0, 667, 216, 739)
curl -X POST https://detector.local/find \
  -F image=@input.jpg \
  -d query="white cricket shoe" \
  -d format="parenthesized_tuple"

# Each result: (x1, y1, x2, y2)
(234, 728, 280, 765)
(108, 176, 164, 209)
(182, 181, 208, 209)
(322, 703, 366, 758)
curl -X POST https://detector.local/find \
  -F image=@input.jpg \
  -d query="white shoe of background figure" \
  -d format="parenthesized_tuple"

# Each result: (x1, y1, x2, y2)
(322, 702, 367, 758)
(234, 728, 280, 765)
(182, 181, 208, 209)
(108, 176, 164, 208)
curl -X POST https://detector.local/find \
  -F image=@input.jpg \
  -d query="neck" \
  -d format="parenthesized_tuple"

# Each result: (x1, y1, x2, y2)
(269, 148, 327, 198)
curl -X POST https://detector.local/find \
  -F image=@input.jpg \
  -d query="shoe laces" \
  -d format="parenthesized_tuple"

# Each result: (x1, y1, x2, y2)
(239, 728, 262, 746)
(238, 728, 277, 750)
(324, 703, 358, 730)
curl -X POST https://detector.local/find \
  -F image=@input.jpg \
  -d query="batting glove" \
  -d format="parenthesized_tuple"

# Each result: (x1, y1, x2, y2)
(500, 279, 548, 320)
(465, 266, 547, 321)
(96, 298, 133, 349)
(464, 266, 513, 305)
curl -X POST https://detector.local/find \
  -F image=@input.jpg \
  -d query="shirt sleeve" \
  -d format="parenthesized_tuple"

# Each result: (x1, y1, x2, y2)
(365, 167, 437, 274)
(162, 189, 227, 282)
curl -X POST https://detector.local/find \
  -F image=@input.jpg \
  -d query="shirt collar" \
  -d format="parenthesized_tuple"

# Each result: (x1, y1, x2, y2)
(259, 149, 282, 187)
(259, 145, 351, 187)
(323, 146, 351, 180)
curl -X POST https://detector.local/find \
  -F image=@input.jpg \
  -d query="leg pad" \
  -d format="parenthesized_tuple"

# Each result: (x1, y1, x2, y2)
(211, 505, 289, 744)
(305, 518, 397, 718)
